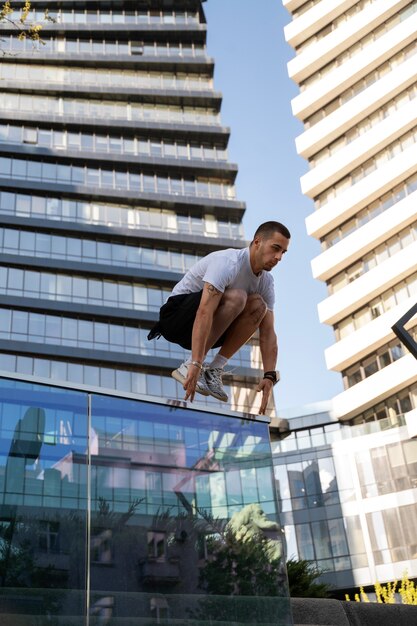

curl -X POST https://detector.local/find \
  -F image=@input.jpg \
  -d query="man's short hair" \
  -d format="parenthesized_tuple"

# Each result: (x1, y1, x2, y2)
(253, 221, 291, 241)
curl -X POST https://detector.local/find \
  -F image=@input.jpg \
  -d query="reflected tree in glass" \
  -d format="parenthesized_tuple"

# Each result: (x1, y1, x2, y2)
(192, 503, 288, 624)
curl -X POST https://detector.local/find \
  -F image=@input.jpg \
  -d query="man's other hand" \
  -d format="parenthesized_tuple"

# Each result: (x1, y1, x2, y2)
(257, 377, 274, 415)
(183, 363, 202, 402)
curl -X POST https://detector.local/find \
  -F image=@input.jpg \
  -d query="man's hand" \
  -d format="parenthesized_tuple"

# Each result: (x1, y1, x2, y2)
(183, 363, 202, 403)
(257, 377, 274, 415)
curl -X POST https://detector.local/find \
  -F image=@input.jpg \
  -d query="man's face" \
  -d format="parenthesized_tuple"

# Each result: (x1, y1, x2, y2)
(253, 231, 289, 272)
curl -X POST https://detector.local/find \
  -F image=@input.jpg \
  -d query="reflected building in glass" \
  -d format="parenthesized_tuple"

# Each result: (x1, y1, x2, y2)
(0, 0, 270, 414)
(0, 374, 291, 624)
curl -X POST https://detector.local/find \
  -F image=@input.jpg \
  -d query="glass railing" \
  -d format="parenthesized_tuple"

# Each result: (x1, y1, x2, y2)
(0, 191, 244, 239)
(346, 413, 407, 437)
(0, 226, 201, 273)
(0, 266, 171, 311)
(0, 374, 292, 625)
(21, 9, 201, 26)
(273, 413, 409, 453)
(0, 63, 213, 92)
(0, 308, 259, 369)
(0, 92, 221, 126)
(2, 36, 207, 58)
(0, 123, 228, 162)
(0, 155, 236, 200)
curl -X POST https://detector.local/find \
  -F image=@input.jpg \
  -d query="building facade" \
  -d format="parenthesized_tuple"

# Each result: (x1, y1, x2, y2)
(281, 0, 417, 591)
(0, 0, 270, 415)
(273, 402, 417, 591)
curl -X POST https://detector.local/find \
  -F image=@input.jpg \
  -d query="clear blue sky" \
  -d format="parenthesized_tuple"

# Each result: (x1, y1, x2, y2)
(204, 0, 343, 411)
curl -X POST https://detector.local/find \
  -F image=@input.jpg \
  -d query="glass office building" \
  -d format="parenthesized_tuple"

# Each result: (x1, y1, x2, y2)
(272, 402, 417, 591)
(0, 0, 272, 415)
(0, 373, 291, 624)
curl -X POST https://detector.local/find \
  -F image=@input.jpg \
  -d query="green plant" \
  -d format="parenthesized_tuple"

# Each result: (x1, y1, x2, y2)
(286, 558, 332, 598)
(345, 571, 417, 605)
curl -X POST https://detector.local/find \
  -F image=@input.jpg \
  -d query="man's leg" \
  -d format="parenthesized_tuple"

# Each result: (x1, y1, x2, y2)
(204, 294, 268, 401)
(152, 292, 211, 397)
(171, 289, 248, 401)
(204, 288, 248, 352)
(215, 294, 267, 358)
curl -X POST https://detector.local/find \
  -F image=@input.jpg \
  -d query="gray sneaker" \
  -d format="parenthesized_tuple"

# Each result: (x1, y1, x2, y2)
(204, 367, 228, 402)
(171, 361, 210, 397)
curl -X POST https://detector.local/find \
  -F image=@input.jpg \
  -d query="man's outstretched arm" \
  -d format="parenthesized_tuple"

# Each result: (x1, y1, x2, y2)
(257, 310, 278, 415)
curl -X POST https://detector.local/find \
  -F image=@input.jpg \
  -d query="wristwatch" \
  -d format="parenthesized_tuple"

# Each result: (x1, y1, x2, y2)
(263, 370, 279, 385)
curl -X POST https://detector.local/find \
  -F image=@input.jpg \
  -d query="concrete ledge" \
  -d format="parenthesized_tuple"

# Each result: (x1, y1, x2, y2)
(342, 600, 417, 626)
(291, 598, 349, 625)
(291, 597, 417, 626)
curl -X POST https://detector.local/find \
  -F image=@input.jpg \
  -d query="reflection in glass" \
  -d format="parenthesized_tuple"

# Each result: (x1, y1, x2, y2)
(0, 377, 88, 621)
(0, 377, 291, 624)
(88, 393, 291, 623)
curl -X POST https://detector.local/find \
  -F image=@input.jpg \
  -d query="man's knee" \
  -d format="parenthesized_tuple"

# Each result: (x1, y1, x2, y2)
(221, 288, 247, 314)
(245, 294, 268, 324)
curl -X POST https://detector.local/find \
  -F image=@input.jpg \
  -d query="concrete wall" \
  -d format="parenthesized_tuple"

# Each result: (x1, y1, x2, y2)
(291, 597, 417, 626)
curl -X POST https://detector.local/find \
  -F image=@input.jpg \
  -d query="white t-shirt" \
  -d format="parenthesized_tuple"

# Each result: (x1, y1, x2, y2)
(171, 247, 275, 311)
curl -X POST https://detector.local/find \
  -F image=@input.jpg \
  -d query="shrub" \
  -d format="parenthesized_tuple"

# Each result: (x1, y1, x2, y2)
(345, 571, 417, 605)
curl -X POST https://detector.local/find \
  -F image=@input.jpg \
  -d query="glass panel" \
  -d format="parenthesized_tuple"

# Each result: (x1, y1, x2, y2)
(274, 464, 291, 512)
(0, 377, 88, 623)
(295, 524, 314, 560)
(311, 520, 332, 559)
(318, 456, 338, 504)
(328, 518, 349, 557)
(89, 394, 291, 623)
(287, 462, 307, 509)
(345, 516, 366, 559)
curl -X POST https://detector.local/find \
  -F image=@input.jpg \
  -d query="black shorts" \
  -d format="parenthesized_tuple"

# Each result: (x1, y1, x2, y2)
(150, 291, 225, 350)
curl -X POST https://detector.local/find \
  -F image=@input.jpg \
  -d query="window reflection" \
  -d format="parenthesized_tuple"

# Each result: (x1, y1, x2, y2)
(0, 266, 170, 311)
(275, 456, 339, 513)
(0, 192, 245, 239)
(0, 353, 261, 414)
(0, 121, 228, 162)
(22, 8, 201, 26)
(0, 92, 221, 126)
(5, 35, 206, 58)
(366, 504, 417, 565)
(0, 63, 213, 92)
(0, 379, 88, 615)
(0, 155, 236, 200)
(0, 376, 287, 623)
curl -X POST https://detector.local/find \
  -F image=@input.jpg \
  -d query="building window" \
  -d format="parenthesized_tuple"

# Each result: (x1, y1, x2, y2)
(147, 531, 166, 561)
(22, 127, 38, 144)
(38, 521, 60, 553)
(91, 528, 113, 564)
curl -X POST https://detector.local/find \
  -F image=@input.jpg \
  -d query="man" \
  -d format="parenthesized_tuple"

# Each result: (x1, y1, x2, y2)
(148, 221, 290, 414)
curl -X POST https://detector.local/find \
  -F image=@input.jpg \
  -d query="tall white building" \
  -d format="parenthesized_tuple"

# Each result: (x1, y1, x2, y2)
(278, 0, 417, 590)
(283, 0, 417, 426)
